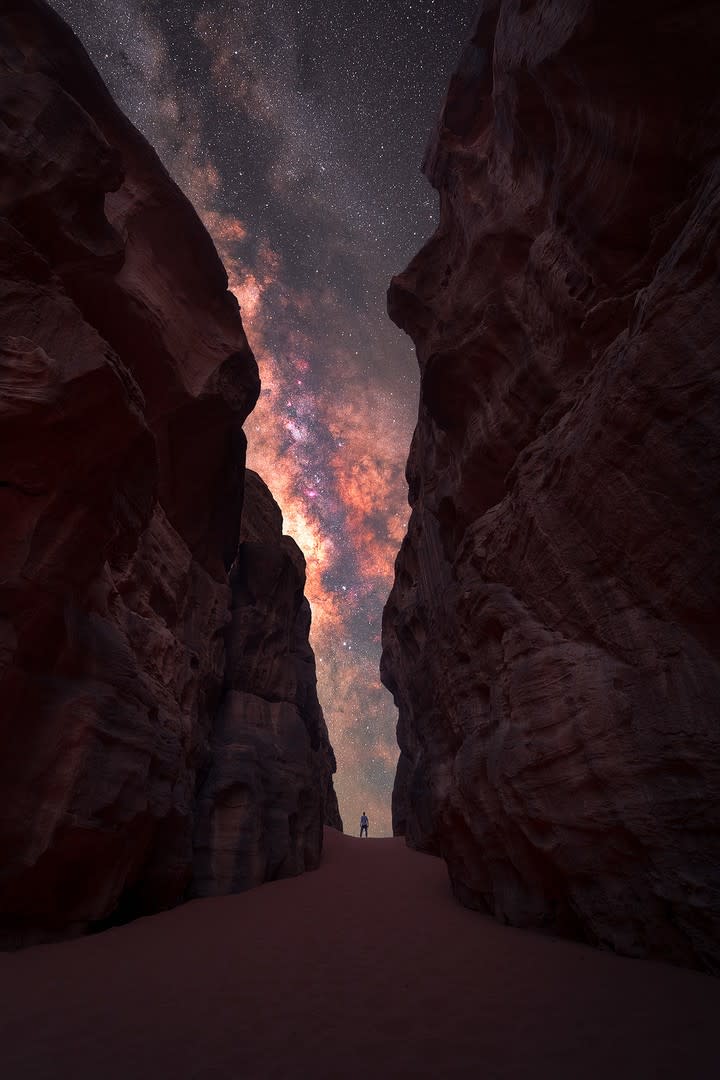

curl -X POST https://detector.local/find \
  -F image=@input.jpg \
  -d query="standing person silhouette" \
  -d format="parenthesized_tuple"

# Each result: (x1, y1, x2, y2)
(360, 811, 369, 838)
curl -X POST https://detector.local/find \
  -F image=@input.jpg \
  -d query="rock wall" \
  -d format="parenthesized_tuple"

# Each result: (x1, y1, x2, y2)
(192, 471, 341, 896)
(382, 0, 720, 971)
(0, 0, 338, 946)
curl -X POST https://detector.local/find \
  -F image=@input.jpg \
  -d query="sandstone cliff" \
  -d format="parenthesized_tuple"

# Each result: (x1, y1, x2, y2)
(0, 0, 338, 945)
(383, 0, 720, 971)
(192, 471, 341, 896)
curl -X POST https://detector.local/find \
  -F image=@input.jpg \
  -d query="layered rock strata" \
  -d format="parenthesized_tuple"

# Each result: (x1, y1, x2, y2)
(0, 0, 338, 946)
(383, 0, 720, 971)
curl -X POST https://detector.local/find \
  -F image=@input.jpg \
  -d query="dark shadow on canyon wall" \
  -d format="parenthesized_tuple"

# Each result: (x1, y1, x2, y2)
(382, 0, 720, 973)
(0, 0, 339, 948)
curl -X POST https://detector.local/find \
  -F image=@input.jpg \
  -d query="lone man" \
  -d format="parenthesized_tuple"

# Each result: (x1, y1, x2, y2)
(360, 811, 369, 838)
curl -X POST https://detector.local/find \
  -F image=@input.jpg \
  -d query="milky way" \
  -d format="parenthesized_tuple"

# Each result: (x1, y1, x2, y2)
(52, 0, 472, 835)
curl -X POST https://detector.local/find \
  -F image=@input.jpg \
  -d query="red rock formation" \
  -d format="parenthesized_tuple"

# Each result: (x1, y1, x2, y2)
(192, 471, 341, 896)
(0, 0, 338, 945)
(383, 0, 720, 971)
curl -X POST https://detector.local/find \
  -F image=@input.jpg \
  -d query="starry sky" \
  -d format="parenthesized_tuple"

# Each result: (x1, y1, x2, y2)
(52, 0, 473, 836)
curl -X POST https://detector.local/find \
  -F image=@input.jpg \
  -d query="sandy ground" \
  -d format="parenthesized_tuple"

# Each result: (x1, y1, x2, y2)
(0, 828, 718, 1080)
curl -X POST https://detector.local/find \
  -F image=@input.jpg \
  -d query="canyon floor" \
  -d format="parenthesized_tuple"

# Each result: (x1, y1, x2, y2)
(0, 828, 717, 1080)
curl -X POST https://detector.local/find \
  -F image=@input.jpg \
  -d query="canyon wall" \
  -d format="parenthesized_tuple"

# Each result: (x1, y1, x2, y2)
(383, 0, 720, 971)
(193, 470, 342, 896)
(0, 0, 338, 946)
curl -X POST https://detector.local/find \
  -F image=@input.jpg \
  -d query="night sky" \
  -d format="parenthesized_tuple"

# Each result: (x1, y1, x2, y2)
(52, 0, 473, 835)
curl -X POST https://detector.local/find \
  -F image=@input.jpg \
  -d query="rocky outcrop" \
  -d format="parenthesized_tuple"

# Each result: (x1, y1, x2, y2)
(383, 0, 720, 971)
(192, 471, 341, 896)
(0, 0, 337, 946)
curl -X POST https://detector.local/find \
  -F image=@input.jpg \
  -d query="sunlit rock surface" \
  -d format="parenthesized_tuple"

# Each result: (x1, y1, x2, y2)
(382, 0, 720, 971)
(0, 0, 338, 945)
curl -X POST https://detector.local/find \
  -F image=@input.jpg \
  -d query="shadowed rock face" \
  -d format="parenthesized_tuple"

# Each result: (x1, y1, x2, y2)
(382, 0, 720, 971)
(192, 471, 341, 896)
(0, 0, 338, 945)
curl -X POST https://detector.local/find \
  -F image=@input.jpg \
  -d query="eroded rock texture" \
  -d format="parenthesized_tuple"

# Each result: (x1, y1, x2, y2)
(193, 471, 341, 896)
(0, 0, 338, 945)
(383, 0, 720, 971)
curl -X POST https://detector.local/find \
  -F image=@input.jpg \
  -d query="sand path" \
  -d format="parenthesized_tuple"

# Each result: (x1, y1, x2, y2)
(0, 828, 717, 1079)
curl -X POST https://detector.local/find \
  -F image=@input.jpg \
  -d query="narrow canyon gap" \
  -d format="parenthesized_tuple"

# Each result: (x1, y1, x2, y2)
(0, 0, 718, 994)
(49, 0, 476, 836)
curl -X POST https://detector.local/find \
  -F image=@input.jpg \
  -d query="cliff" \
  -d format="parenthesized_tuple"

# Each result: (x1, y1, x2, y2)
(192, 471, 342, 896)
(0, 0, 338, 946)
(382, 0, 720, 971)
